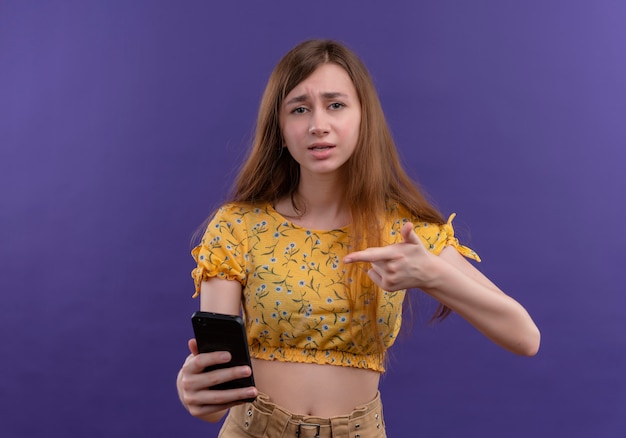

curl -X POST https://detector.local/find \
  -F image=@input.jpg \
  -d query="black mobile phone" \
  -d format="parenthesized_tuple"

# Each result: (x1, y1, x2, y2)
(191, 311, 256, 401)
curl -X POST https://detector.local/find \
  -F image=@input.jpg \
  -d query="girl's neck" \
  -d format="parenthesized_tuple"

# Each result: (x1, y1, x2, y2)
(277, 175, 350, 230)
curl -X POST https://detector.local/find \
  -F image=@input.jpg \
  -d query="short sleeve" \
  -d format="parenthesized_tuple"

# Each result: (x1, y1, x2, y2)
(190, 205, 249, 297)
(415, 213, 481, 262)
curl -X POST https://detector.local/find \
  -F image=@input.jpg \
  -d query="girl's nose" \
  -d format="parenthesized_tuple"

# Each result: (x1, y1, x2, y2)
(308, 112, 330, 136)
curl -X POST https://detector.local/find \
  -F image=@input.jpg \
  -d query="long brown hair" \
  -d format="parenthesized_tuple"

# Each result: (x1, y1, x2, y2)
(229, 39, 451, 356)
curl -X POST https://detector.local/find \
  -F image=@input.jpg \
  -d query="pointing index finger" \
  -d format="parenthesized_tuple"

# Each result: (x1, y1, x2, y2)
(344, 247, 393, 264)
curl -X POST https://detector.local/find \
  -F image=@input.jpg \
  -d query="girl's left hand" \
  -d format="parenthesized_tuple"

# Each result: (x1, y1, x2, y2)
(344, 222, 439, 291)
(346, 222, 541, 356)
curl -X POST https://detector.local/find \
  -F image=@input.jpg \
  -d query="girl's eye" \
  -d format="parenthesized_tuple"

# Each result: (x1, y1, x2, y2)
(293, 107, 307, 114)
(329, 102, 345, 110)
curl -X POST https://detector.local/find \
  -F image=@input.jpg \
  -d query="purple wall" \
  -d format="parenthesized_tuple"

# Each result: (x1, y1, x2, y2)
(1, 1, 624, 436)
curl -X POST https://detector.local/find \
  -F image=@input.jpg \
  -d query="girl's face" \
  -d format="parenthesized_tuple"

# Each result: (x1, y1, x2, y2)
(280, 63, 361, 181)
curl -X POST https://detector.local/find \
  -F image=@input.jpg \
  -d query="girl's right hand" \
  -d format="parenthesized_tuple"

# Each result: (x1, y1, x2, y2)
(177, 338, 258, 423)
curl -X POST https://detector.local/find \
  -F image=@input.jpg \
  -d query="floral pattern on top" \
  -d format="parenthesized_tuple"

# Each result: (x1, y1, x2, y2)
(191, 203, 480, 372)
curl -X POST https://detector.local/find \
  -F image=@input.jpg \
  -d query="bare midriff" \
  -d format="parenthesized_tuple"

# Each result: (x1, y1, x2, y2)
(250, 358, 380, 417)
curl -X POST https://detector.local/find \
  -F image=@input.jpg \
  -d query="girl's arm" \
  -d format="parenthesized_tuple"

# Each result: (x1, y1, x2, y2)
(177, 278, 257, 423)
(344, 222, 540, 356)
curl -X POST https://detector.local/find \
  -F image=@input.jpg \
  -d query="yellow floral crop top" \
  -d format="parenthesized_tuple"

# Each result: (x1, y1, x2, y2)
(191, 202, 480, 372)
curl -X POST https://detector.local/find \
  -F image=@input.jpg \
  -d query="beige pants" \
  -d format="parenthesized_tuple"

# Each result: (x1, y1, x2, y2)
(218, 392, 386, 437)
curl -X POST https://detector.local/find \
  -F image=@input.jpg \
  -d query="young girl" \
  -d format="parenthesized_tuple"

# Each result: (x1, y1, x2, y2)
(177, 39, 540, 437)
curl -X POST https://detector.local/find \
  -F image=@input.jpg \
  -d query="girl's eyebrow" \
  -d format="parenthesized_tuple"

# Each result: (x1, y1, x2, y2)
(284, 92, 349, 106)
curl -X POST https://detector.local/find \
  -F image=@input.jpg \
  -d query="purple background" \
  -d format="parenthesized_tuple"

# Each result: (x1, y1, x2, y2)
(1, 1, 624, 437)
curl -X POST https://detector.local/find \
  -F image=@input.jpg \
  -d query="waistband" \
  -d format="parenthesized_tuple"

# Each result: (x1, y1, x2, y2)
(228, 391, 385, 437)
